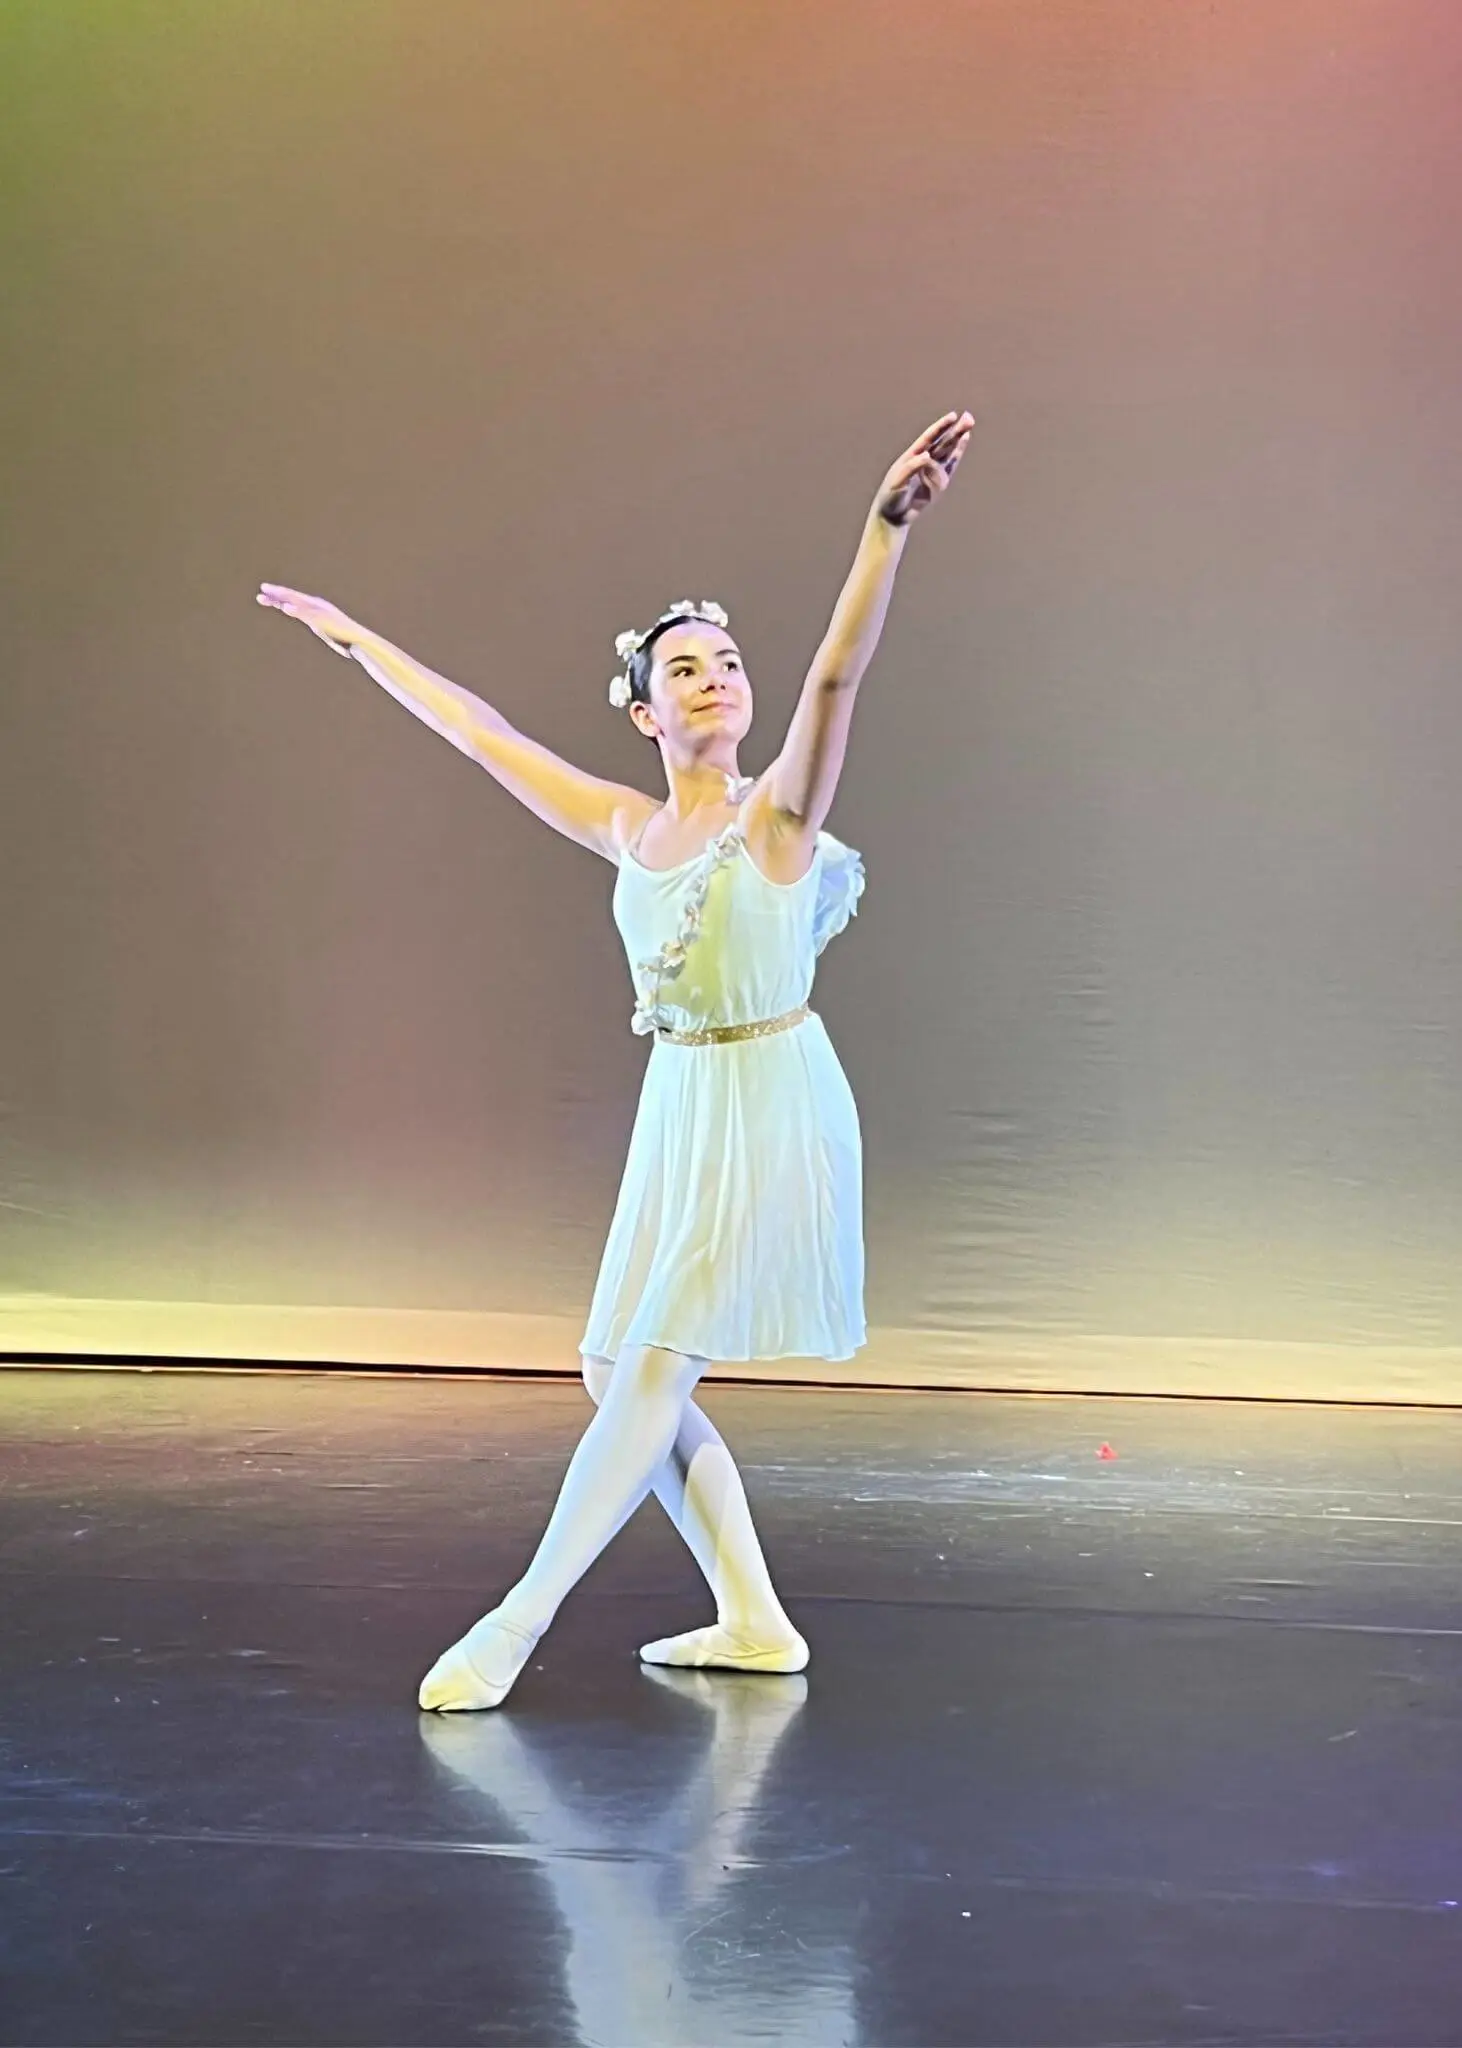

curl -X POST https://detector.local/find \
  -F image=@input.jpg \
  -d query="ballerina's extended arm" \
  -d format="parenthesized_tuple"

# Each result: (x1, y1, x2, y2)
(255, 585, 651, 863)
(766, 409, 973, 838)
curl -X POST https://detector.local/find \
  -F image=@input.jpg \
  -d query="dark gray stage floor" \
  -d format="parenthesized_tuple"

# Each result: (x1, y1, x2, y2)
(2, 1367, 1461, 2047)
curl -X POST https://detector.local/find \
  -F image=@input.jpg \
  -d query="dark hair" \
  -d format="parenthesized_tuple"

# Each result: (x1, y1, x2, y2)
(625, 610, 738, 739)
(626, 613, 697, 712)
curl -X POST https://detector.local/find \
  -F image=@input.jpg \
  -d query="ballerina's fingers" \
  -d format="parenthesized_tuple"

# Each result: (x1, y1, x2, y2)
(257, 586, 354, 655)
(909, 410, 961, 456)
(892, 449, 938, 496)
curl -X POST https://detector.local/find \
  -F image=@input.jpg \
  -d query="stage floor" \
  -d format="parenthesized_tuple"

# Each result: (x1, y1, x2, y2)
(3, 1367, 1461, 2046)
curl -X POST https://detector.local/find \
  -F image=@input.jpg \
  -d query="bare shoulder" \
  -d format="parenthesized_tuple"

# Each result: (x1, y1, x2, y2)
(740, 772, 818, 885)
(601, 788, 661, 865)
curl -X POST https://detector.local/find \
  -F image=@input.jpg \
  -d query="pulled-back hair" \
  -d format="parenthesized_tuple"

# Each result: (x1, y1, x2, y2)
(610, 600, 735, 738)
(626, 612, 703, 712)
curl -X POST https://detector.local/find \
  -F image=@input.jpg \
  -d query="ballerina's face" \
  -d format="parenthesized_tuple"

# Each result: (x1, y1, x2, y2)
(631, 623, 753, 752)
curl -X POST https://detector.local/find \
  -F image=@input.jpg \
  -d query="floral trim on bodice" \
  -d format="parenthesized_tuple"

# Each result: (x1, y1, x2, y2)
(630, 820, 745, 1036)
(625, 786, 867, 1037)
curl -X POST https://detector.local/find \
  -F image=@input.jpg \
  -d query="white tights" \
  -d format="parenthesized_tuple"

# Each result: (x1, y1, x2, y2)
(578, 1352, 796, 1645)
(417, 1345, 805, 1711)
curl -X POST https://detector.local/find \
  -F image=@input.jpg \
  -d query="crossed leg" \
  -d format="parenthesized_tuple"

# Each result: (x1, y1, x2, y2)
(581, 1352, 808, 1675)
(417, 1343, 807, 1712)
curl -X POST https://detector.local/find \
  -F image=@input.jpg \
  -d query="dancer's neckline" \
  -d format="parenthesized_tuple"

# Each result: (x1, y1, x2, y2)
(625, 772, 754, 872)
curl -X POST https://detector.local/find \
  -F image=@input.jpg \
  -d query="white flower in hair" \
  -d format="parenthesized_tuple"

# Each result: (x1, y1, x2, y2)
(665, 598, 729, 628)
(609, 600, 730, 713)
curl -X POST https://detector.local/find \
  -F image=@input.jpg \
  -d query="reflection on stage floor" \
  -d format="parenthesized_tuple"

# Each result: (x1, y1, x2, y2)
(3, 1367, 1461, 2046)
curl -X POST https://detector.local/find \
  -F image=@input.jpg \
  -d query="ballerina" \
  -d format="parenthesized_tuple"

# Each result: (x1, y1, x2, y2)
(257, 406, 973, 1710)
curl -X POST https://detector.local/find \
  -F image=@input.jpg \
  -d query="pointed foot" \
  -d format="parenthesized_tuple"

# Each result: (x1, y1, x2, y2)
(417, 1612, 540, 1712)
(637, 1623, 809, 1673)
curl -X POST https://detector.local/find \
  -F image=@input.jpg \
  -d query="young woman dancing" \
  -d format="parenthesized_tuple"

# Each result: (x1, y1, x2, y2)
(257, 406, 973, 1710)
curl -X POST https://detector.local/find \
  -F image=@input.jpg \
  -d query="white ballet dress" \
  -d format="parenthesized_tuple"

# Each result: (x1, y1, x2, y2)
(580, 793, 868, 1366)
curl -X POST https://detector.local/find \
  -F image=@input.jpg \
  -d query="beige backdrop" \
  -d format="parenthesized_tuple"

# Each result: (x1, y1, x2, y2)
(4, 0, 1462, 1399)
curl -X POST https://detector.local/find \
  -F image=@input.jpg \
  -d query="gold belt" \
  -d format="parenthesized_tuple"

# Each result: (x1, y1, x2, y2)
(656, 1002, 811, 1047)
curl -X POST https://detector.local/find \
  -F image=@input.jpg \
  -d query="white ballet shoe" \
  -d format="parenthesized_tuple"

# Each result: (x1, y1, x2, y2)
(417, 1611, 540, 1712)
(637, 1622, 809, 1673)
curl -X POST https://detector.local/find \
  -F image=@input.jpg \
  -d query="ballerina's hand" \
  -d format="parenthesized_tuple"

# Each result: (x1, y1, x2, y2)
(873, 409, 974, 529)
(255, 583, 364, 658)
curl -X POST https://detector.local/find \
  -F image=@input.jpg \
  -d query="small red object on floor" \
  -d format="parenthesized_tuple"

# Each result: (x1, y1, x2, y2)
(1097, 1442, 1118, 1461)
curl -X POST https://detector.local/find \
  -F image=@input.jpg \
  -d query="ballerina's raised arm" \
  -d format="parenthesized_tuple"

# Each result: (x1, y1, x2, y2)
(255, 584, 655, 864)
(763, 409, 973, 844)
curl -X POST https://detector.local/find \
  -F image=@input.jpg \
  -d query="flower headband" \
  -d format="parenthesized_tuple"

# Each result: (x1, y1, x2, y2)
(608, 598, 730, 709)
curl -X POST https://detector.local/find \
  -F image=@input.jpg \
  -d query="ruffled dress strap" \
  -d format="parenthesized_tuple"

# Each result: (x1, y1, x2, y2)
(811, 831, 866, 955)
(627, 818, 743, 1036)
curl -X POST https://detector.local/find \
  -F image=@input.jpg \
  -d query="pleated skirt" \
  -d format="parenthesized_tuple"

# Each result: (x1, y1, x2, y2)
(580, 1011, 866, 1364)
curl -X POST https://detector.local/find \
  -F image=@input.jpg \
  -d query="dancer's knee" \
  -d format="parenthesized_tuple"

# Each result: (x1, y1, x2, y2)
(581, 1353, 613, 1405)
(609, 1343, 706, 1413)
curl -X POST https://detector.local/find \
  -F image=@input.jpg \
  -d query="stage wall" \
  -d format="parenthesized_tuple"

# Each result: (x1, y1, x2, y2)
(3, 1, 1461, 1401)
